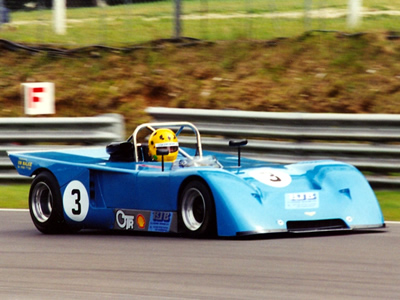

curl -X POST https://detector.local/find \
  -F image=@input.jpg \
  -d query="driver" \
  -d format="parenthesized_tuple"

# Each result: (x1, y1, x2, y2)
(148, 128, 179, 162)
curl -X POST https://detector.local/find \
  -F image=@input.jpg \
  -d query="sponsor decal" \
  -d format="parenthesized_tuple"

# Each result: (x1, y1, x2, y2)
(115, 210, 135, 230)
(285, 192, 319, 209)
(137, 214, 146, 229)
(148, 211, 173, 232)
(113, 210, 148, 231)
(17, 158, 32, 171)
(155, 142, 178, 148)
(113, 210, 175, 232)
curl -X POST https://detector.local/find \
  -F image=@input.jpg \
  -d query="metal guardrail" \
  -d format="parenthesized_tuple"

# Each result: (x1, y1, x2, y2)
(4, 108, 400, 188)
(0, 114, 124, 182)
(146, 107, 400, 188)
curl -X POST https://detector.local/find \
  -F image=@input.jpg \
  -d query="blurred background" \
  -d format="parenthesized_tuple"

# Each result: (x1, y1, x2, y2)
(2, 1, 400, 200)
(0, 0, 399, 46)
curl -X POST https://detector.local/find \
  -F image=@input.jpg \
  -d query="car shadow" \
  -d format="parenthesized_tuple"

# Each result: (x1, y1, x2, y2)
(230, 228, 387, 241)
(68, 227, 387, 241)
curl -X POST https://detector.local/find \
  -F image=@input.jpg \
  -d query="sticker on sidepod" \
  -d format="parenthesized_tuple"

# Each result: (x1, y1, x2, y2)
(63, 180, 89, 222)
(115, 210, 136, 230)
(285, 192, 319, 209)
(17, 158, 33, 171)
(248, 168, 292, 188)
(148, 211, 173, 232)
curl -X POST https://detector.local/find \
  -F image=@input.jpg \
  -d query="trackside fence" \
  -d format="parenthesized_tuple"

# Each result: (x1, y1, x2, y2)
(1, 1, 400, 46)
(3, 108, 400, 188)
(0, 114, 124, 182)
(146, 107, 400, 189)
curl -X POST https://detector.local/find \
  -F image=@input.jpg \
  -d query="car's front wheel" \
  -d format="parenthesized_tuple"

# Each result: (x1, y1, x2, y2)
(179, 180, 216, 238)
(29, 171, 69, 234)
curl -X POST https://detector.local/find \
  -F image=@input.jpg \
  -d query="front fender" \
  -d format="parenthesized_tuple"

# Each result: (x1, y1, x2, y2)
(198, 170, 272, 236)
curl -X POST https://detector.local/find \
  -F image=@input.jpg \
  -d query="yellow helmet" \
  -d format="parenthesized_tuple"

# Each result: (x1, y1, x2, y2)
(148, 128, 179, 162)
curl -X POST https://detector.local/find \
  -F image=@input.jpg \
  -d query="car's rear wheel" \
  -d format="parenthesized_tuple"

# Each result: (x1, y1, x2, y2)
(179, 180, 216, 238)
(29, 171, 69, 234)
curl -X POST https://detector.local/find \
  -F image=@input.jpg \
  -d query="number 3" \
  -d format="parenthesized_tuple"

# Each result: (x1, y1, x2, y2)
(269, 174, 281, 182)
(71, 189, 81, 215)
(63, 180, 89, 222)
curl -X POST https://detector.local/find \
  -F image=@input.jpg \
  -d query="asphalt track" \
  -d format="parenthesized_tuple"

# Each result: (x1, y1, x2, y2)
(0, 210, 399, 300)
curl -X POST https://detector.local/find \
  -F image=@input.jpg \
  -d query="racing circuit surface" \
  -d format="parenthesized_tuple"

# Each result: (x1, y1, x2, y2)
(0, 210, 399, 299)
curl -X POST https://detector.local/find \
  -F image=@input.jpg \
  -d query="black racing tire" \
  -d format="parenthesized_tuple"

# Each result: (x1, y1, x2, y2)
(29, 171, 69, 234)
(179, 180, 217, 238)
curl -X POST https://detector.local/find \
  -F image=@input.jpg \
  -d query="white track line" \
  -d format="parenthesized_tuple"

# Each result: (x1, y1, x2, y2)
(0, 208, 29, 212)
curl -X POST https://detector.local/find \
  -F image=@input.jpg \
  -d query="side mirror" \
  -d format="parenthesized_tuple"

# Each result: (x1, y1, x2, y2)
(157, 148, 170, 172)
(229, 139, 248, 167)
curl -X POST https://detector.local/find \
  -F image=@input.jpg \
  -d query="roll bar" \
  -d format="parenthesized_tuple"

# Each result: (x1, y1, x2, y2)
(130, 122, 203, 162)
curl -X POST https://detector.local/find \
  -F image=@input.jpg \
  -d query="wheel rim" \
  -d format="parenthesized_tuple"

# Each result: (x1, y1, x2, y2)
(31, 182, 53, 223)
(181, 187, 206, 231)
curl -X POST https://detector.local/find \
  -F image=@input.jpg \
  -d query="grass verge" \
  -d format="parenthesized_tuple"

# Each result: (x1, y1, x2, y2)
(0, 185, 30, 209)
(1, 1, 400, 45)
(374, 190, 400, 222)
(1, 185, 399, 221)
(3, 31, 400, 137)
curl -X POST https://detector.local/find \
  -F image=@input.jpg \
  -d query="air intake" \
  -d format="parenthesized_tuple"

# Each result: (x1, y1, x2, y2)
(286, 219, 349, 232)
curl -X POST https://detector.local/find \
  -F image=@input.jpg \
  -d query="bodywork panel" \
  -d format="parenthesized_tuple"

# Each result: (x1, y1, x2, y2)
(8, 145, 385, 237)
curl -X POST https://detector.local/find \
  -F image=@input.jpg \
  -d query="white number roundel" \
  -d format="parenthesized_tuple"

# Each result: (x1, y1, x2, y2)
(248, 168, 292, 188)
(63, 180, 89, 222)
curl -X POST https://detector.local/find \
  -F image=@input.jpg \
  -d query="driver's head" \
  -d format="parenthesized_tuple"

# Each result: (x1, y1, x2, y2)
(148, 128, 179, 162)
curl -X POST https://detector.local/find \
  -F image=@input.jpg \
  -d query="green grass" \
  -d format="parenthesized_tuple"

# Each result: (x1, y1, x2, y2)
(374, 190, 400, 222)
(0, 185, 30, 209)
(1, 185, 399, 221)
(2, 15, 399, 46)
(1, 0, 400, 45)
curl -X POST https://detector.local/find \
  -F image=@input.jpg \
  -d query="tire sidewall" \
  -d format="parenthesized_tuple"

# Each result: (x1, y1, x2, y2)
(179, 180, 216, 238)
(29, 171, 66, 234)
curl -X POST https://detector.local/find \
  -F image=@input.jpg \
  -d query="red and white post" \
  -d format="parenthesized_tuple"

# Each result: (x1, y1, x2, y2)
(22, 82, 55, 115)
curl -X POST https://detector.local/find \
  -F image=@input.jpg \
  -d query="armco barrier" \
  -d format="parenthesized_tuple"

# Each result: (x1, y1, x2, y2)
(146, 107, 400, 188)
(0, 114, 124, 182)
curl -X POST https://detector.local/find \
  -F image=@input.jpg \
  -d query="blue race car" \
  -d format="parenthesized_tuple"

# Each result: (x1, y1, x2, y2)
(8, 122, 385, 237)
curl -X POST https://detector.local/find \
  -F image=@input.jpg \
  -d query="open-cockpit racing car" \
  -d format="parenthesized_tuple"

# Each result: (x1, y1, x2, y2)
(8, 122, 385, 237)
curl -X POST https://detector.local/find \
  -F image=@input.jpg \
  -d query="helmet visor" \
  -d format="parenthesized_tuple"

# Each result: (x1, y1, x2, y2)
(155, 142, 179, 153)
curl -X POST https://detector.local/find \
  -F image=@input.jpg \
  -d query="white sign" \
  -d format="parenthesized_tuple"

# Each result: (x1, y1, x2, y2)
(22, 82, 55, 115)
